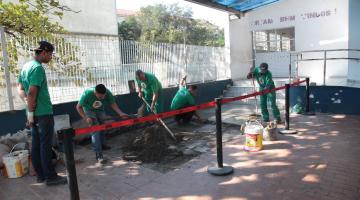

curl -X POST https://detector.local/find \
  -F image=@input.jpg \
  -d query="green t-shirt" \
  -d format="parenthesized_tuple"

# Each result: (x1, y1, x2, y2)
(79, 88, 115, 112)
(136, 72, 162, 100)
(253, 67, 275, 89)
(170, 86, 195, 110)
(18, 60, 53, 116)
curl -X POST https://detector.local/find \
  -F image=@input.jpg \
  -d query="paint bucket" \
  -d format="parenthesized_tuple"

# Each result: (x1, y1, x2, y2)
(2, 149, 29, 178)
(244, 121, 263, 152)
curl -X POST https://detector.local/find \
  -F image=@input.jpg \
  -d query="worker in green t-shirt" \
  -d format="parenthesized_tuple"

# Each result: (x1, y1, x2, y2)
(17, 41, 67, 186)
(135, 70, 163, 116)
(247, 63, 281, 123)
(171, 76, 203, 124)
(76, 84, 128, 164)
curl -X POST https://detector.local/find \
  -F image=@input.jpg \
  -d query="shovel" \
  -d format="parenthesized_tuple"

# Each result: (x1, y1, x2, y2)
(140, 97, 177, 141)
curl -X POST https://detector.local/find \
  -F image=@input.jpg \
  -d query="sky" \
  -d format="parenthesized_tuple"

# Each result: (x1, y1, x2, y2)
(116, 0, 228, 28)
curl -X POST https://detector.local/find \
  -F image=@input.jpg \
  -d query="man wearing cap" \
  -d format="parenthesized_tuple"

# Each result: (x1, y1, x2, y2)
(135, 70, 163, 115)
(76, 84, 128, 164)
(247, 63, 282, 123)
(171, 76, 204, 124)
(17, 41, 67, 186)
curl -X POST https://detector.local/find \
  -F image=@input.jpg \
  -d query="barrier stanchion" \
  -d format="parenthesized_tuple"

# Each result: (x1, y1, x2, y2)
(280, 84, 297, 134)
(58, 128, 80, 200)
(208, 98, 234, 176)
(304, 77, 315, 115)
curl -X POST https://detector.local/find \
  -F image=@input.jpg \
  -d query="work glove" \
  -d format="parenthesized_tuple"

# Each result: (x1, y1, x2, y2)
(27, 111, 34, 127)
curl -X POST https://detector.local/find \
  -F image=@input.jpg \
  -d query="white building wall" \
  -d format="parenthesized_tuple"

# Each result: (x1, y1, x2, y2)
(58, 0, 118, 35)
(229, 15, 253, 81)
(229, 0, 349, 83)
(348, 0, 360, 82)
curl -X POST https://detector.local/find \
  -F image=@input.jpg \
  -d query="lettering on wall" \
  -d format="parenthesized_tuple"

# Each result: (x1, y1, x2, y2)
(251, 8, 337, 26)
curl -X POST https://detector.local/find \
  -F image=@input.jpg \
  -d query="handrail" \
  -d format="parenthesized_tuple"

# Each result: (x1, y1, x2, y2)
(289, 49, 360, 86)
(290, 49, 360, 54)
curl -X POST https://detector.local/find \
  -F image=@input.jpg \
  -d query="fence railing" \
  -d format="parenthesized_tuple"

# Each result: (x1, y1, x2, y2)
(0, 28, 230, 112)
(290, 49, 360, 86)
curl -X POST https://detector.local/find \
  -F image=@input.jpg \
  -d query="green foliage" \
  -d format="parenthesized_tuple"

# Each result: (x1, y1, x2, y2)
(118, 3, 225, 47)
(0, 0, 69, 38)
(0, 0, 92, 86)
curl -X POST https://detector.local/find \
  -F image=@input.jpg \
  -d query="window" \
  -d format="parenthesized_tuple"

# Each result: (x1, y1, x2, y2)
(254, 27, 295, 53)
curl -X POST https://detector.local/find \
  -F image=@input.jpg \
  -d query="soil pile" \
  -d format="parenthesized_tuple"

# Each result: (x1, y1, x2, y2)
(122, 125, 178, 163)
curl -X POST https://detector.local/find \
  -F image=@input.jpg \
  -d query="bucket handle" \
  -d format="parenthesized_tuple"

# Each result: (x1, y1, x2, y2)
(247, 119, 263, 127)
(9, 143, 23, 156)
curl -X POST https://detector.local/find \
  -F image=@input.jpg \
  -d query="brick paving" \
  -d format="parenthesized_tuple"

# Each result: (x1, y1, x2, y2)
(0, 113, 360, 200)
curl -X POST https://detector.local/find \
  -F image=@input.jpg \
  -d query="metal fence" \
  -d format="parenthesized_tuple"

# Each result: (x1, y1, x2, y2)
(0, 29, 230, 112)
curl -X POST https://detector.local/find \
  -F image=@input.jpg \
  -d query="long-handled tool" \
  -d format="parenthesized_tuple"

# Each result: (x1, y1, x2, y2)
(140, 97, 177, 141)
(249, 66, 261, 121)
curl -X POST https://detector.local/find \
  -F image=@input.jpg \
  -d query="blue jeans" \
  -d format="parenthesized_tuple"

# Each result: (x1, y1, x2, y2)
(31, 115, 57, 179)
(85, 110, 107, 154)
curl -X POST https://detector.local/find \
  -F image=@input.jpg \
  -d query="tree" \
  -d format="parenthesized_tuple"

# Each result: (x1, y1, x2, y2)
(118, 16, 141, 40)
(118, 3, 225, 47)
(0, 0, 89, 86)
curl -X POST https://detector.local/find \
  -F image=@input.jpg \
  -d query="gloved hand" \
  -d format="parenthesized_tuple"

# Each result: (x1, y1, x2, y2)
(27, 111, 34, 127)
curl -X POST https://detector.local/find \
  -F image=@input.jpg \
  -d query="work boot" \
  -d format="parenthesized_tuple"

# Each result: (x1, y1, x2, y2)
(36, 176, 45, 183)
(102, 144, 111, 151)
(96, 153, 107, 164)
(46, 175, 67, 186)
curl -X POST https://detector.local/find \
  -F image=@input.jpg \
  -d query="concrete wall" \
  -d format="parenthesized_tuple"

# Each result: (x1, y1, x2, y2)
(290, 86, 360, 115)
(347, 0, 360, 82)
(0, 80, 232, 136)
(229, 0, 349, 81)
(58, 0, 118, 35)
(229, 15, 253, 81)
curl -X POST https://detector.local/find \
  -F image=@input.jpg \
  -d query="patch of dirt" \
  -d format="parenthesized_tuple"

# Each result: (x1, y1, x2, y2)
(78, 122, 243, 173)
(121, 125, 179, 163)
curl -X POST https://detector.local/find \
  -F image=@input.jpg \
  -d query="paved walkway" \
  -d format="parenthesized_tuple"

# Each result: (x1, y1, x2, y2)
(1, 113, 360, 200)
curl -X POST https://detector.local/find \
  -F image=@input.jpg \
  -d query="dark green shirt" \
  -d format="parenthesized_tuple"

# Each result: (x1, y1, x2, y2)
(79, 88, 115, 112)
(18, 60, 53, 116)
(253, 67, 275, 89)
(170, 86, 195, 110)
(136, 72, 162, 100)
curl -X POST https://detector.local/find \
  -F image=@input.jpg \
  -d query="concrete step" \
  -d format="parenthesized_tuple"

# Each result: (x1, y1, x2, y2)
(222, 84, 286, 109)
(232, 78, 289, 87)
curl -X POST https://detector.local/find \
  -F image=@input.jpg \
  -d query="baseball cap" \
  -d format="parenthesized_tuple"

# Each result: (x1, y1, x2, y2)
(33, 41, 55, 52)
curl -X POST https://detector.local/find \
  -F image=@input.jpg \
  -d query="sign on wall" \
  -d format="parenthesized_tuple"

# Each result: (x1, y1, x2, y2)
(251, 8, 338, 27)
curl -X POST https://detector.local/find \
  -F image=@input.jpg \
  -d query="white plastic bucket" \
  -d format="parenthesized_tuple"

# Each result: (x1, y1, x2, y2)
(2, 150, 29, 178)
(244, 121, 264, 152)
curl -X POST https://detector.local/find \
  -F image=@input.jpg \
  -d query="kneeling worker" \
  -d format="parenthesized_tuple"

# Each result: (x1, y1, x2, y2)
(76, 84, 128, 164)
(171, 76, 204, 124)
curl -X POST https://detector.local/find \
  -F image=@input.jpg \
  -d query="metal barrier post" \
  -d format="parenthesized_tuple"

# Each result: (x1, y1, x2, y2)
(57, 128, 80, 200)
(304, 77, 315, 115)
(323, 51, 327, 85)
(280, 84, 297, 134)
(208, 98, 234, 176)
